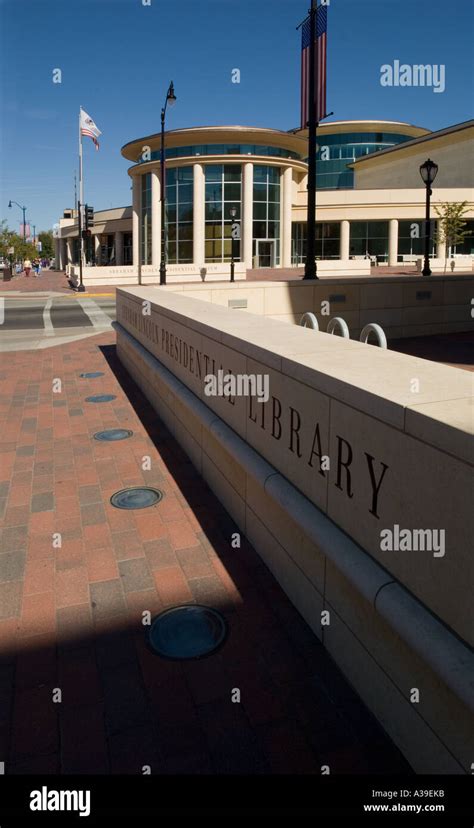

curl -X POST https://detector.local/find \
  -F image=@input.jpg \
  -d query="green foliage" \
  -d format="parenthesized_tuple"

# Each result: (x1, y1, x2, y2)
(434, 202, 470, 254)
(0, 220, 41, 262)
(38, 230, 54, 258)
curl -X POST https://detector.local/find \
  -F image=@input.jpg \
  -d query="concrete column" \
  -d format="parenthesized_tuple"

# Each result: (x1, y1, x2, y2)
(115, 231, 124, 266)
(54, 238, 60, 268)
(340, 220, 350, 259)
(151, 169, 161, 269)
(94, 235, 101, 265)
(59, 239, 67, 270)
(436, 222, 446, 260)
(193, 163, 205, 267)
(243, 162, 253, 270)
(67, 238, 74, 265)
(132, 174, 141, 274)
(389, 218, 399, 266)
(281, 166, 293, 268)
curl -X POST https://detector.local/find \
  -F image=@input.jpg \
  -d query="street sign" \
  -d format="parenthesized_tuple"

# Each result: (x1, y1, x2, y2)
(231, 222, 241, 240)
(7, 246, 14, 255)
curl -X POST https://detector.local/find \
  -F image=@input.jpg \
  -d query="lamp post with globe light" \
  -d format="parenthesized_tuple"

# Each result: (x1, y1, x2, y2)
(419, 158, 438, 276)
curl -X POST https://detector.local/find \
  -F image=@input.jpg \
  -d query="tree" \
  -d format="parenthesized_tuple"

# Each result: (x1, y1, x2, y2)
(0, 220, 38, 268)
(434, 202, 470, 273)
(38, 230, 54, 258)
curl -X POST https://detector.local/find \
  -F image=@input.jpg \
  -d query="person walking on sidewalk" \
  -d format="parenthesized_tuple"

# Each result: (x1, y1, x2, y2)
(23, 258, 31, 277)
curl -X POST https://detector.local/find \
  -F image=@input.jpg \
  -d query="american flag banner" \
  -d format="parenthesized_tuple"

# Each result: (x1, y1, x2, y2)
(80, 108, 102, 150)
(300, 3, 328, 128)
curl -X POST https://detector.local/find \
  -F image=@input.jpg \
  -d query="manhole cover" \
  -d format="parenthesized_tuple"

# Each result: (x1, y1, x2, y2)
(110, 487, 163, 509)
(80, 372, 104, 378)
(94, 428, 133, 442)
(85, 394, 116, 403)
(148, 605, 228, 660)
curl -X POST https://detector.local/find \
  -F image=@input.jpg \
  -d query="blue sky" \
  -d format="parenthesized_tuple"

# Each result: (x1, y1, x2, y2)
(0, 0, 472, 232)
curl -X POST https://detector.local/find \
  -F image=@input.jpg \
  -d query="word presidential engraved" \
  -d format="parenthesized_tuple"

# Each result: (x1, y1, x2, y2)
(119, 303, 390, 519)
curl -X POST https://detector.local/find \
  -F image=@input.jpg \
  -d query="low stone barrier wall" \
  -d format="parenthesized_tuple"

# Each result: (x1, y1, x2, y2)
(115, 287, 474, 773)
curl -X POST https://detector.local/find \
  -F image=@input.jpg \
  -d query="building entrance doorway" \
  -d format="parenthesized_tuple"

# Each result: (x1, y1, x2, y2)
(256, 239, 276, 268)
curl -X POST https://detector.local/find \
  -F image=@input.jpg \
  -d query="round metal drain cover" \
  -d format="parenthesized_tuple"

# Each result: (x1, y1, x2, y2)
(80, 371, 104, 378)
(148, 605, 228, 660)
(85, 394, 116, 403)
(110, 486, 163, 509)
(94, 428, 133, 442)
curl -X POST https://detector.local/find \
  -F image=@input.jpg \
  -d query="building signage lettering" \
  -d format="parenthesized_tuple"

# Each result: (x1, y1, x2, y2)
(119, 302, 390, 518)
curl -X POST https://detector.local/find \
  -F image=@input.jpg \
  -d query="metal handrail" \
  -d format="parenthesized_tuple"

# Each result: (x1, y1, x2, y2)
(360, 323, 387, 349)
(299, 312, 319, 330)
(326, 316, 350, 338)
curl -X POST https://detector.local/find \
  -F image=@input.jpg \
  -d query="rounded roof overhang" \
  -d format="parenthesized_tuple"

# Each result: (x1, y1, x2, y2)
(121, 125, 308, 161)
(290, 119, 430, 139)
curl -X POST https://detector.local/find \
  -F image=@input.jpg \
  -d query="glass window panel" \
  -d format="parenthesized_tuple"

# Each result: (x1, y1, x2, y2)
(178, 183, 193, 202)
(177, 166, 193, 181)
(205, 222, 221, 239)
(253, 221, 266, 238)
(253, 202, 267, 221)
(223, 239, 232, 257)
(224, 165, 242, 181)
(166, 169, 176, 186)
(268, 202, 280, 221)
(177, 241, 193, 261)
(178, 204, 193, 222)
(350, 222, 367, 239)
(267, 167, 280, 183)
(205, 183, 222, 202)
(166, 186, 177, 205)
(268, 184, 280, 202)
(165, 204, 176, 223)
(224, 183, 241, 201)
(253, 166, 267, 183)
(205, 240, 221, 259)
(167, 224, 176, 241)
(178, 223, 193, 241)
(205, 165, 221, 181)
(367, 221, 388, 238)
(205, 202, 222, 221)
(267, 221, 280, 239)
(253, 183, 267, 201)
(223, 223, 233, 238)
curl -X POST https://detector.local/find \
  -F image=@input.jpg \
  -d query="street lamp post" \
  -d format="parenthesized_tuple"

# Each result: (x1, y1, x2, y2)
(419, 158, 438, 276)
(159, 81, 177, 286)
(8, 200, 27, 240)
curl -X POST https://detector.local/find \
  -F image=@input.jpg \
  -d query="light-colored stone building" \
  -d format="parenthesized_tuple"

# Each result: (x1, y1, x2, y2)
(55, 118, 474, 281)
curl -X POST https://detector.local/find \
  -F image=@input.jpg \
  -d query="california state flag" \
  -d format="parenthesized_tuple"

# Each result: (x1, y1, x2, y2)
(80, 108, 101, 150)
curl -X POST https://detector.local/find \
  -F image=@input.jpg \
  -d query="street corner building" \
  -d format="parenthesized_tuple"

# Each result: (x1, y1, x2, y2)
(54, 118, 474, 286)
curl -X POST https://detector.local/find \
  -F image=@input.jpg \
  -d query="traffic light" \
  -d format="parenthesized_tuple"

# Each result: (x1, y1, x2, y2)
(85, 205, 94, 230)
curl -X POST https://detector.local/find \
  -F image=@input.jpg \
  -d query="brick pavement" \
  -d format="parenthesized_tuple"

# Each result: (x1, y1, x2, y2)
(0, 331, 412, 775)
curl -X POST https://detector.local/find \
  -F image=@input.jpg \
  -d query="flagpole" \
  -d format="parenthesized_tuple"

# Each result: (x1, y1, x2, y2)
(304, 0, 318, 280)
(77, 107, 85, 291)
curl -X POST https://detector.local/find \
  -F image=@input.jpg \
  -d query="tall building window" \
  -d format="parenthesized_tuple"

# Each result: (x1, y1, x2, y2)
(205, 165, 242, 262)
(141, 173, 152, 265)
(350, 221, 389, 262)
(291, 222, 340, 264)
(253, 165, 280, 267)
(166, 166, 193, 263)
(398, 220, 436, 261)
(123, 232, 133, 265)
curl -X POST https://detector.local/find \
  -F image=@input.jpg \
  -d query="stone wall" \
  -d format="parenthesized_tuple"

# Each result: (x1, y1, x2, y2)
(115, 286, 474, 773)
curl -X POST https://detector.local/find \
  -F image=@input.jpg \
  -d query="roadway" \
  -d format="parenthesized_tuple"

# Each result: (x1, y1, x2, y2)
(0, 293, 116, 351)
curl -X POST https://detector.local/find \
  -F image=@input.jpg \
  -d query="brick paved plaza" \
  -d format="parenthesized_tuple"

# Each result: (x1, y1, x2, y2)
(0, 326, 411, 775)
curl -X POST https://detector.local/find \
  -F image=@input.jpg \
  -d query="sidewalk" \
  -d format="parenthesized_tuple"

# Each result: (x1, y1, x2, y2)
(0, 331, 411, 775)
